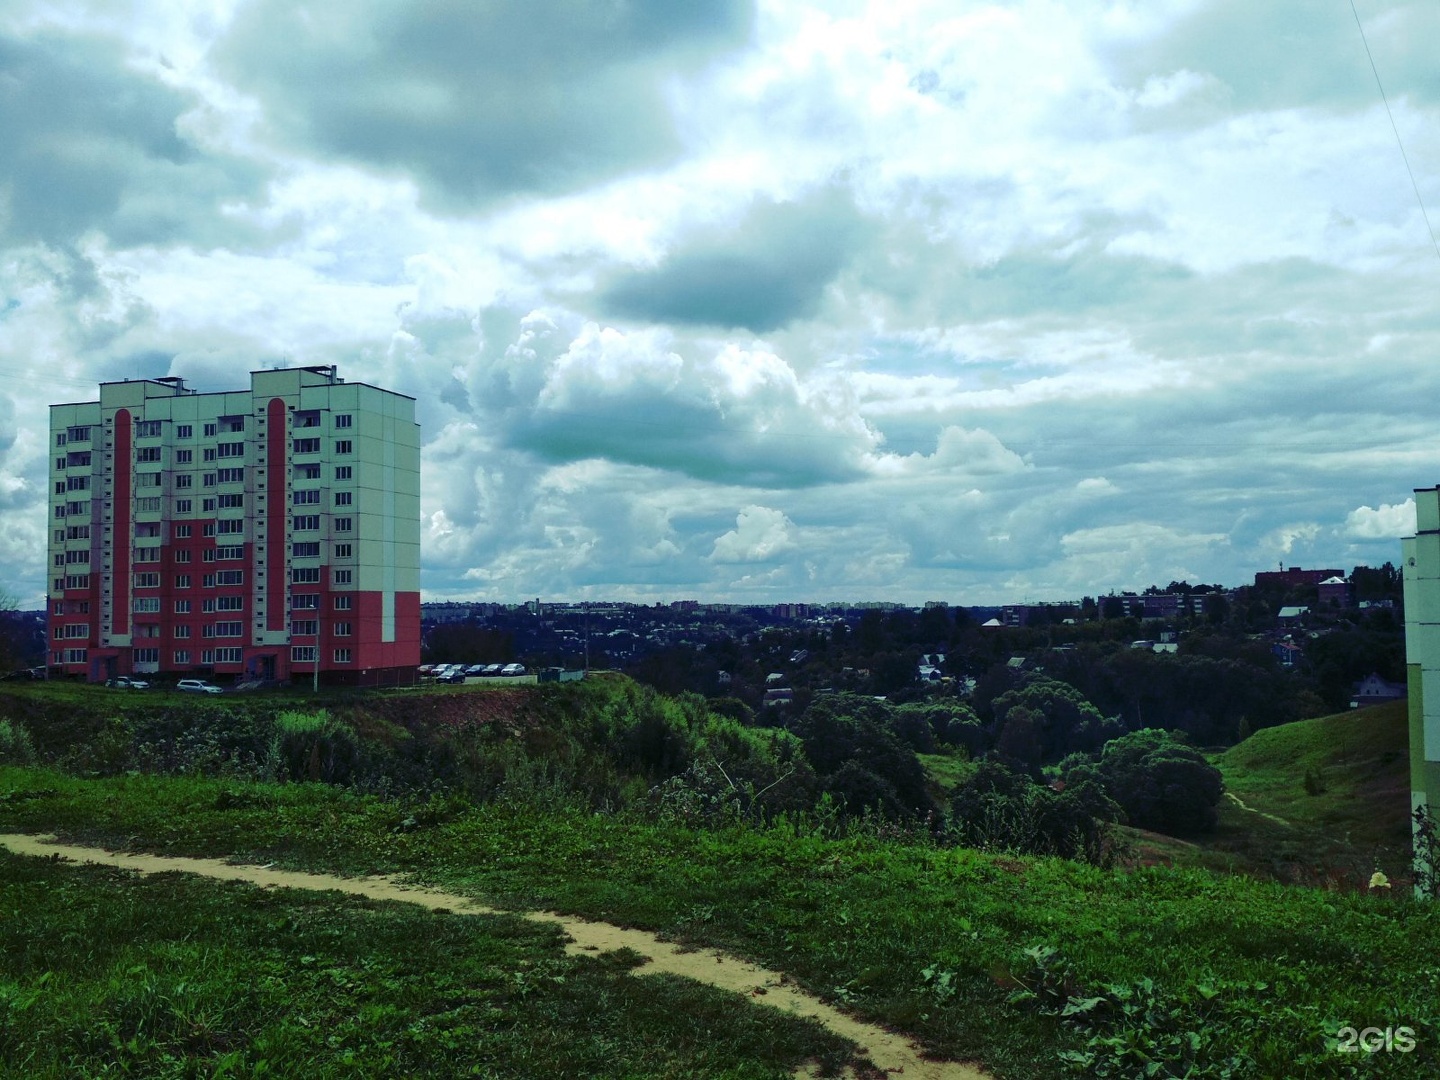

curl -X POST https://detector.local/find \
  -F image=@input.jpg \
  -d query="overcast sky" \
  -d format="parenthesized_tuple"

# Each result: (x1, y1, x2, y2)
(3, 1, 1438, 608)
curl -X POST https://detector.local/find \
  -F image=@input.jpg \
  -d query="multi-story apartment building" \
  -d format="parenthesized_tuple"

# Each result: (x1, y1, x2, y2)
(1405, 487, 1440, 892)
(47, 366, 420, 686)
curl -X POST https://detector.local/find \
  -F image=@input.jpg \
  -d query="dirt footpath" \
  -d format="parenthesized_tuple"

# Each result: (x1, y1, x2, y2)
(1, 833, 991, 1080)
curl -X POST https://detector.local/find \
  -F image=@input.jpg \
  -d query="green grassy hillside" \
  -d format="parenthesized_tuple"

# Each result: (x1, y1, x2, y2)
(1127, 702, 1412, 887)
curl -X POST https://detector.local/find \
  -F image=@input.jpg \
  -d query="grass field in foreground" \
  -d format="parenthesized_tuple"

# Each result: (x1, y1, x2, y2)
(0, 847, 860, 1079)
(4, 766, 1439, 1078)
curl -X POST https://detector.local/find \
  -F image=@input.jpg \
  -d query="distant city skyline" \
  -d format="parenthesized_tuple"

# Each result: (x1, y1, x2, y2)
(1, 2, 1436, 609)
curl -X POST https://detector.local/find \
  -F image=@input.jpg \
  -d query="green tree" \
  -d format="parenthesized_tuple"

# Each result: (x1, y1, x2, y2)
(1067, 729, 1223, 836)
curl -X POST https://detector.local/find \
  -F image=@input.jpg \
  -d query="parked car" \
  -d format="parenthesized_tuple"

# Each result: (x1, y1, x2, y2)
(105, 675, 150, 690)
(176, 678, 223, 695)
(501, 663, 525, 676)
(438, 668, 467, 684)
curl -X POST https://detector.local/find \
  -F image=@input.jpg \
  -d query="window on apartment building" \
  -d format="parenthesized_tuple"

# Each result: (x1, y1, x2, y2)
(293, 438, 320, 454)
(53, 529, 64, 543)
(55, 433, 67, 447)
(133, 597, 160, 613)
(217, 570, 243, 586)
(291, 620, 318, 636)
(217, 442, 244, 458)
(216, 545, 244, 560)
(220, 416, 245, 433)
(202, 599, 216, 613)
(334, 440, 352, 455)
(65, 648, 88, 663)
(66, 525, 89, 540)
(174, 574, 191, 589)
(334, 491, 352, 506)
(134, 548, 161, 563)
(202, 522, 216, 537)
(203, 474, 217, 488)
(334, 466, 352, 480)
(215, 622, 244, 637)
(175, 550, 191, 563)
(217, 596, 244, 611)
(298, 464, 322, 479)
(52, 601, 64, 615)
(176, 425, 192, 439)
(334, 648, 352, 663)
(174, 650, 190, 664)
(176, 499, 192, 513)
(202, 501, 217, 515)
(217, 468, 244, 483)
(64, 574, 90, 589)
(67, 426, 91, 442)
(333, 543, 352, 559)
(334, 414, 353, 429)
(174, 626, 191, 639)
(291, 567, 320, 583)
(136, 447, 161, 463)
(66, 499, 89, 516)
(55, 481, 66, 495)
(138, 472, 162, 489)
(175, 474, 193, 489)
(215, 648, 242, 663)
(217, 520, 243, 534)
(135, 624, 160, 639)
(203, 423, 217, 437)
(293, 515, 320, 531)
(292, 542, 320, 558)
(295, 411, 321, 428)
(334, 517, 352, 532)
(175, 524, 192, 539)
(333, 569, 352, 585)
(54, 505, 65, 519)
(66, 475, 89, 491)
(52, 578, 63, 592)
(202, 574, 216, 588)
(218, 493, 244, 508)
(175, 600, 191, 613)
(174, 449, 192, 464)
(334, 622, 351, 637)
(204, 448, 217, 462)
(67, 451, 92, 467)
(52, 554, 65, 568)
(292, 594, 319, 609)
(56, 457, 66, 471)
(291, 646, 317, 663)
(133, 647, 159, 664)
(293, 489, 321, 504)
(65, 550, 90, 564)
(137, 497, 161, 513)
(135, 420, 162, 438)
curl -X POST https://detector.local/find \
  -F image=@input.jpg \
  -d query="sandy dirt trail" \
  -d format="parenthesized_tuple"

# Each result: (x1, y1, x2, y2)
(1, 833, 991, 1080)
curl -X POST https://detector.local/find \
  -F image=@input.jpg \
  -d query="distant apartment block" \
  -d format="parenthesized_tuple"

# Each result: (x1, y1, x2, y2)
(1403, 488, 1440, 890)
(47, 366, 420, 686)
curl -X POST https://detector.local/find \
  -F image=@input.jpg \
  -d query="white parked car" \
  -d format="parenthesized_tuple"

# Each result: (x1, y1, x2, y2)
(176, 678, 223, 695)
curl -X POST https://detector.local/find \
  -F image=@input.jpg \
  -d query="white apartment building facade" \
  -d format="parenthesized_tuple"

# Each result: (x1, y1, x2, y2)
(47, 366, 420, 685)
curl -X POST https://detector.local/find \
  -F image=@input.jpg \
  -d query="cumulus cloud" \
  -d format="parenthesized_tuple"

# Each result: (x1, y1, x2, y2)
(1345, 499, 1417, 541)
(601, 189, 872, 332)
(214, 0, 754, 207)
(0, 29, 266, 248)
(710, 506, 798, 563)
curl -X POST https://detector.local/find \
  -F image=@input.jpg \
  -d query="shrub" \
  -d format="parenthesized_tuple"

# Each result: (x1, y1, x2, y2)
(269, 710, 363, 785)
(0, 718, 36, 765)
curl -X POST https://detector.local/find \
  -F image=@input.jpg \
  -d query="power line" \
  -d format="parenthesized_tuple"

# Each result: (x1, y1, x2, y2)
(1350, 0, 1440, 260)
